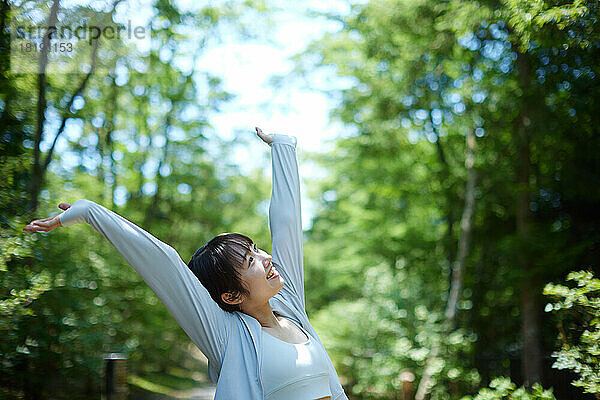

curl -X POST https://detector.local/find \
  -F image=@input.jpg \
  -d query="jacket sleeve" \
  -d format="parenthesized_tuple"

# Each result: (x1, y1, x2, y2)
(268, 134, 305, 311)
(59, 199, 231, 366)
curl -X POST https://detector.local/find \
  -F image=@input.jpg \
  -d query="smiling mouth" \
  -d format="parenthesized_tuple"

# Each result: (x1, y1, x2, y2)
(266, 262, 279, 280)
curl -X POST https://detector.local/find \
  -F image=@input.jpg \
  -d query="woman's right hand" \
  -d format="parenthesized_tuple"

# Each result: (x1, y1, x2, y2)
(255, 127, 274, 144)
(23, 203, 72, 233)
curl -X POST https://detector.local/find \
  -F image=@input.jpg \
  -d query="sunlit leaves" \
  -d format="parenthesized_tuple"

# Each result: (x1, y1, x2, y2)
(462, 377, 556, 400)
(544, 270, 600, 395)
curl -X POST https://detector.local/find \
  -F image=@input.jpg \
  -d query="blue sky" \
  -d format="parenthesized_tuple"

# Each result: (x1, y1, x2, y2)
(194, 1, 351, 150)
(191, 0, 357, 227)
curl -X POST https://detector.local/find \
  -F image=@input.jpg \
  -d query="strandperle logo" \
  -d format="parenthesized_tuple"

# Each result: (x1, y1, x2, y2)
(9, 15, 150, 74)
(15, 20, 147, 44)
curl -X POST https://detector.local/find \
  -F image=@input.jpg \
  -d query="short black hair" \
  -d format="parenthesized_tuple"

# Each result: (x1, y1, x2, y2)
(187, 233, 253, 312)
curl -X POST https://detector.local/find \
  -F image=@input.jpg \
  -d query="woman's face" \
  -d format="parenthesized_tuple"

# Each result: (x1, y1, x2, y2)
(239, 243, 284, 305)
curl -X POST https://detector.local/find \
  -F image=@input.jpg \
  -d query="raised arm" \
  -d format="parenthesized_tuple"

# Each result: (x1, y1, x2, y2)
(24, 199, 231, 368)
(256, 128, 306, 311)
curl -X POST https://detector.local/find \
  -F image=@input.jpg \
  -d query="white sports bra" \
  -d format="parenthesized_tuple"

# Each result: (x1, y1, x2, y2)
(260, 317, 332, 399)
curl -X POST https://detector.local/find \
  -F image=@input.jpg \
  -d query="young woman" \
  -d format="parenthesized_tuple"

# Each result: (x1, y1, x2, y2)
(24, 127, 348, 400)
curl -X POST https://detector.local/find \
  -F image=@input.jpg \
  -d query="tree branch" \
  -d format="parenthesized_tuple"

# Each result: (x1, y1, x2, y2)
(42, 33, 101, 172)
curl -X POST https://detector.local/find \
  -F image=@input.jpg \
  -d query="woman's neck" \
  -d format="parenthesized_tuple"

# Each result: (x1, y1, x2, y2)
(243, 302, 282, 328)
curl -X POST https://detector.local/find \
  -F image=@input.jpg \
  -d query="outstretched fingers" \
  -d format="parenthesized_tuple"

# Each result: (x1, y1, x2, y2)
(23, 203, 69, 232)
(255, 126, 273, 144)
(23, 219, 53, 232)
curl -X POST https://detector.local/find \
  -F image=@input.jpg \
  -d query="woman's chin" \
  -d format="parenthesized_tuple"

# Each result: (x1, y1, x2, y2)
(271, 276, 285, 290)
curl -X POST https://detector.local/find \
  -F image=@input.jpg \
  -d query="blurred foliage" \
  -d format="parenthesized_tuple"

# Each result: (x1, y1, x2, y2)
(0, 222, 50, 331)
(544, 270, 600, 397)
(313, 263, 480, 399)
(461, 377, 555, 400)
(1, 0, 271, 398)
(299, 0, 600, 398)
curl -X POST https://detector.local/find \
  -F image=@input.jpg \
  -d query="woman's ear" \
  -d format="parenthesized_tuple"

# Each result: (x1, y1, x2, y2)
(221, 291, 244, 305)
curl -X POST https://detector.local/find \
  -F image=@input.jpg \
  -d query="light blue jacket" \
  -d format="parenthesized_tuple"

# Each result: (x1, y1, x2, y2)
(59, 134, 348, 400)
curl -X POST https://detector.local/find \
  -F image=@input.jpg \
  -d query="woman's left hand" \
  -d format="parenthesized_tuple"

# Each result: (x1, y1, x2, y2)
(255, 127, 273, 144)
(23, 203, 71, 232)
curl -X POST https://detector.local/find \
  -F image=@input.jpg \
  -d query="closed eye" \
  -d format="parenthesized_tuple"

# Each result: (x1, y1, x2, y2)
(247, 243, 258, 268)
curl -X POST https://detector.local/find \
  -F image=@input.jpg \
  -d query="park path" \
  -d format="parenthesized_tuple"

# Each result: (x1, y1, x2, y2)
(130, 347, 217, 400)
(174, 386, 216, 400)
(175, 349, 216, 400)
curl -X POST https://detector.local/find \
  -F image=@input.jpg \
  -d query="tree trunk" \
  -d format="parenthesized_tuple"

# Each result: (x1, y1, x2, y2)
(105, 73, 119, 208)
(515, 50, 543, 388)
(144, 114, 171, 226)
(0, 0, 11, 74)
(431, 114, 456, 270)
(445, 130, 476, 326)
(96, 125, 106, 201)
(415, 129, 477, 400)
(29, 0, 60, 213)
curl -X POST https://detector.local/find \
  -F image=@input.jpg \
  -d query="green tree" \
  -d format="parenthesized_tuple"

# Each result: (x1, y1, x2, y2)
(544, 271, 600, 398)
(296, 0, 600, 398)
(1, 0, 274, 397)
